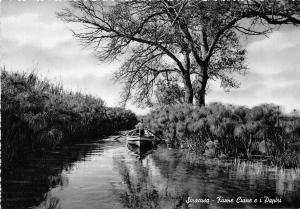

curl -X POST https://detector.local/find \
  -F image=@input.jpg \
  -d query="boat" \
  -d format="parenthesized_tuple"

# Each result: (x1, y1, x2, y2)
(126, 129, 157, 148)
(127, 143, 155, 159)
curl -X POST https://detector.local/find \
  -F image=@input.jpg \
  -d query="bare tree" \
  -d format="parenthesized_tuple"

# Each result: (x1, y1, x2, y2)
(57, 0, 300, 107)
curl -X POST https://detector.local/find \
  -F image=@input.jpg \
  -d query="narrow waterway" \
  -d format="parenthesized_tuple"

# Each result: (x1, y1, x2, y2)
(2, 136, 300, 209)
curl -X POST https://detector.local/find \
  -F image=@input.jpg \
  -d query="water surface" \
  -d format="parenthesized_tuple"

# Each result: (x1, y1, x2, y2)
(2, 136, 300, 209)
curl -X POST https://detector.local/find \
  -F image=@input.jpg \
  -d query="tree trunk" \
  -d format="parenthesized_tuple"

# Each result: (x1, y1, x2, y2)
(195, 64, 208, 107)
(183, 72, 193, 104)
(197, 81, 206, 106)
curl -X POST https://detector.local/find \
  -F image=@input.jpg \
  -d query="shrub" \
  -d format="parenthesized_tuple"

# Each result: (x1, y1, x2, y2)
(1, 69, 138, 165)
(144, 103, 300, 167)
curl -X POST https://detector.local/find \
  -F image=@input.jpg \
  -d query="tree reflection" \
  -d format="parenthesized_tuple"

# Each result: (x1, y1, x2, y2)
(112, 154, 159, 209)
(112, 147, 194, 209)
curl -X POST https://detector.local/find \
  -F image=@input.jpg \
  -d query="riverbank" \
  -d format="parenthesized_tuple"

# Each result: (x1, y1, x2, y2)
(144, 103, 300, 168)
(1, 69, 138, 166)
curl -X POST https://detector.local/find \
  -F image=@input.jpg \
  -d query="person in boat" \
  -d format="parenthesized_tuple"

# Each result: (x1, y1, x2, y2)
(136, 119, 145, 136)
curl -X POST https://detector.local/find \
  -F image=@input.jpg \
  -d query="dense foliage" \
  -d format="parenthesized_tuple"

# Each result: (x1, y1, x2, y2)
(144, 103, 300, 168)
(1, 70, 138, 164)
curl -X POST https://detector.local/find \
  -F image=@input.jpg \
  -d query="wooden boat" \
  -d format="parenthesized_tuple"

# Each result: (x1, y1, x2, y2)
(126, 129, 156, 148)
(127, 143, 155, 159)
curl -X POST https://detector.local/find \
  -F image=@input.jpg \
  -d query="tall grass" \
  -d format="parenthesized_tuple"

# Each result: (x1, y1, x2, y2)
(144, 103, 300, 168)
(1, 69, 138, 165)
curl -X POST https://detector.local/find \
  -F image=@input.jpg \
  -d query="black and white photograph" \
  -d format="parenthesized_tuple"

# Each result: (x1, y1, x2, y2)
(1, 0, 300, 208)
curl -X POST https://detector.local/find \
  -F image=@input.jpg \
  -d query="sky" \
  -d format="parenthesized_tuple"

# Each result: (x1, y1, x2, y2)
(1, 0, 300, 115)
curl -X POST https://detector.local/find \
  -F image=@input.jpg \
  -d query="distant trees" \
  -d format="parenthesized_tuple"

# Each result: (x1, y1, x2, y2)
(1, 69, 137, 164)
(58, 0, 300, 107)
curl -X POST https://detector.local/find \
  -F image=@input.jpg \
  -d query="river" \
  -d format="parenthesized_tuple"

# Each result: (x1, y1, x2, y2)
(2, 136, 300, 209)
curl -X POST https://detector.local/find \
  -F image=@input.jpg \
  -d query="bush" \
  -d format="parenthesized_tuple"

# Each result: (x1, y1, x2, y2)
(270, 151, 300, 168)
(1, 69, 138, 165)
(144, 103, 300, 168)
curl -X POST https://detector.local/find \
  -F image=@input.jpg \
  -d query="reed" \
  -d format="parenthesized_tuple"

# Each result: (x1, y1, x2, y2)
(1, 68, 138, 165)
(144, 103, 300, 168)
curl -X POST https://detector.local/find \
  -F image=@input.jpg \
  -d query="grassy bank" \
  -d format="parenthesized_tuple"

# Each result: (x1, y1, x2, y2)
(144, 103, 300, 168)
(1, 69, 138, 165)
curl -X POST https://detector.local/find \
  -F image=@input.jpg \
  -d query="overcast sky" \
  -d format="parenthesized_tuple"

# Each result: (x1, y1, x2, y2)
(1, 1, 300, 115)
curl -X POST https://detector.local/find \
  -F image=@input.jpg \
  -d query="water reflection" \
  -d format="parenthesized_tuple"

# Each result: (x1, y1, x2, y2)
(1, 141, 104, 209)
(38, 193, 61, 209)
(232, 160, 300, 202)
(2, 139, 300, 209)
(126, 143, 156, 160)
(113, 146, 300, 209)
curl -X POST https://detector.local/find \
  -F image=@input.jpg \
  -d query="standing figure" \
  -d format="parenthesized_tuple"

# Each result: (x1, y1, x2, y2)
(136, 119, 145, 136)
